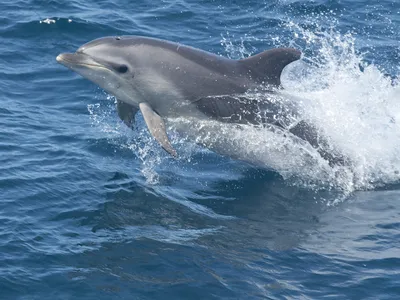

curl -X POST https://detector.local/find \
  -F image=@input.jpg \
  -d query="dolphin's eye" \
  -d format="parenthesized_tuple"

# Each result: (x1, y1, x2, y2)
(117, 65, 128, 73)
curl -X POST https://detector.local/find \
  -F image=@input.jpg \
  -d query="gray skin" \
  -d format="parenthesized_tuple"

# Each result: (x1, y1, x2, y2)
(57, 35, 343, 165)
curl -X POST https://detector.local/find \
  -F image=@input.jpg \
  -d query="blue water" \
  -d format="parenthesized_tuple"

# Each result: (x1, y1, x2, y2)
(1, 0, 400, 299)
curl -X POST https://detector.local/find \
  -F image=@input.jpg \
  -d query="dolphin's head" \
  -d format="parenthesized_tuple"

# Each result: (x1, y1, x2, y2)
(56, 37, 142, 105)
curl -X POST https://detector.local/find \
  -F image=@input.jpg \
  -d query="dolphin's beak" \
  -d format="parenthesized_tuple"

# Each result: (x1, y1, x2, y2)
(56, 53, 108, 71)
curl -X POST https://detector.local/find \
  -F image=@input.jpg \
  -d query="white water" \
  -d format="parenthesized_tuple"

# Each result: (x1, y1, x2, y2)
(279, 24, 400, 192)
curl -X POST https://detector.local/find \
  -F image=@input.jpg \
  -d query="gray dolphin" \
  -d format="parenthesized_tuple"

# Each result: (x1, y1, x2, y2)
(57, 36, 343, 165)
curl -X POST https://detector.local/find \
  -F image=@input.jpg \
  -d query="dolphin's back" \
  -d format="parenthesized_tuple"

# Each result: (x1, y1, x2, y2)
(128, 36, 239, 75)
(80, 36, 301, 89)
(123, 36, 301, 87)
(130, 36, 254, 99)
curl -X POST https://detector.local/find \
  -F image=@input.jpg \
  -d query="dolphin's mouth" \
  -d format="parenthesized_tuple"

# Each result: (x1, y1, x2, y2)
(56, 53, 109, 71)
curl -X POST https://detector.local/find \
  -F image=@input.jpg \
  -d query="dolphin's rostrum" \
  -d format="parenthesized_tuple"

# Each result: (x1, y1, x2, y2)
(57, 36, 342, 165)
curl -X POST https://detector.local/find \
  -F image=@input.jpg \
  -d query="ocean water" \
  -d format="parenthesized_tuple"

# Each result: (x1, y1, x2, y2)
(1, 0, 399, 299)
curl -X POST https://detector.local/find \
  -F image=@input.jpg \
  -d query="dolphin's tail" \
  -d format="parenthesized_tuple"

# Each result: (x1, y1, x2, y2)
(289, 120, 348, 167)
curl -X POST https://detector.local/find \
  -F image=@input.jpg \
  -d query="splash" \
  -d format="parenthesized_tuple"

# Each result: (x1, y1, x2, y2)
(284, 23, 400, 192)
(87, 95, 166, 185)
(218, 21, 400, 194)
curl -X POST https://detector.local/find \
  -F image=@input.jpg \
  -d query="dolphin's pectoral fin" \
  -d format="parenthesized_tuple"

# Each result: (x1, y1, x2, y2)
(139, 102, 178, 157)
(239, 48, 301, 86)
(194, 95, 262, 125)
(116, 100, 138, 128)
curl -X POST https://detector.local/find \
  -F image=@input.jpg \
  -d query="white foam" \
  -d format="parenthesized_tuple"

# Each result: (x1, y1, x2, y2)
(218, 22, 400, 194)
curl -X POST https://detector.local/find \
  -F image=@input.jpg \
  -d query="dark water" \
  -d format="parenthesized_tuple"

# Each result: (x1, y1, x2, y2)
(1, 0, 400, 299)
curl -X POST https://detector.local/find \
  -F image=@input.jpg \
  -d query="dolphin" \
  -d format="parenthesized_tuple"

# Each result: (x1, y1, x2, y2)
(56, 36, 343, 165)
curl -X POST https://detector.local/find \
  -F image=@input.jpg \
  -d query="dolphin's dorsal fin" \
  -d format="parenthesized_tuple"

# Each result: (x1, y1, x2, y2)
(239, 48, 301, 86)
(116, 100, 138, 128)
(139, 102, 178, 157)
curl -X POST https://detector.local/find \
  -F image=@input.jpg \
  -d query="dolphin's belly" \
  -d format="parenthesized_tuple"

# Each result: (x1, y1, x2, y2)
(166, 117, 324, 170)
(166, 91, 347, 167)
